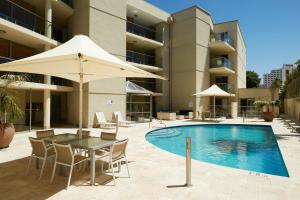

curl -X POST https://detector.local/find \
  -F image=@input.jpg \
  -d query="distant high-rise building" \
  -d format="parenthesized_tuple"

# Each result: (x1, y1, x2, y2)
(263, 64, 295, 87)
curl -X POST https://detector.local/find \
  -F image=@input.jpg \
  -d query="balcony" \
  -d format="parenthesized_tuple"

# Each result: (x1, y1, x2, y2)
(0, 56, 72, 87)
(209, 32, 235, 53)
(126, 50, 162, 72)
(126, 21, 163, 49)
(214, 83, 235, 94)
(0, 0, 68, 45)
(209, 57, 235, 75)
(61, 0, 73, 8)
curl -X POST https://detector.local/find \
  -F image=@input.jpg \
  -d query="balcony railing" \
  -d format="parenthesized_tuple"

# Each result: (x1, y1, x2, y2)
(208, 105, 231, 117)
(0, 0, 69, 43)
(210, 57, 232, 70)
(214, 83, 235, 93)
(127, 21, 161, 42)
(0, 56, 72, 86)
(239, 106, 260, 117)
(126, 50, 157, 67)
(286, 76, 300, 98)
(0, 56, 14, 64)
(61, 0, 73, 8)
(210, 32, 234, 47)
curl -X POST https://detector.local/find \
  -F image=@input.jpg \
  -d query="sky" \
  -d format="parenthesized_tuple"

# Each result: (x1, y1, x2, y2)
(146, 0, 300, 78)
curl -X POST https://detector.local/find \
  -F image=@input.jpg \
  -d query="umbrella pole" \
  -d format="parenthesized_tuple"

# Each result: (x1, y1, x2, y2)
(29, 89, 32, 131)
(214, 96, 216, 118)
(79, 59, 83, 139)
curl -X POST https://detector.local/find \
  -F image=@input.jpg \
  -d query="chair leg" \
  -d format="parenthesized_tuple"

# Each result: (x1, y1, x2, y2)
(110, 161, 116, 186)
(27, 156, 32, 175)
(66, 165, 73, 190)
(125, 157, 130, 178)
(117, 162, 121, 173)
(39, 158, 46, 180)
(50, 163, 57, 184)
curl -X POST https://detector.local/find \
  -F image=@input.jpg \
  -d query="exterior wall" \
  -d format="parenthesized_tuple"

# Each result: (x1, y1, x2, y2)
(239, 88, 279, 101)
(214, 21, 247, 90)
(239, 88, 279, 115)
(1, 0, 251, 126)
(284, 98, 300, 121)
(87, 0, 127, 127)
(68, 0, 89, 36)
(171, 7, 211, 115)
(155, 22, 170, 111)
(213, 21, 246, 117)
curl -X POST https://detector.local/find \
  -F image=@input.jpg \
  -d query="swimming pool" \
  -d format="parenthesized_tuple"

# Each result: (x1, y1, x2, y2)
(146, 124, 289, 177)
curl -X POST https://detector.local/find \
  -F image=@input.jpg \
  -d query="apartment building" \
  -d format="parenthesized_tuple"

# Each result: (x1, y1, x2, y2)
(0, 0, 246, 129)
(263, 64, 295, 87)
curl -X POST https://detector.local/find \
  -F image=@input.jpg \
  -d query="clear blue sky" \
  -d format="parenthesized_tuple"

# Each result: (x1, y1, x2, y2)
(147, 0, 300, 78)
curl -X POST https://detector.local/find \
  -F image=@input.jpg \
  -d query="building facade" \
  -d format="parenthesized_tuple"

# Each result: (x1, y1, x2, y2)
(263, 64, 295, 87)
(0, 0, 246, 129)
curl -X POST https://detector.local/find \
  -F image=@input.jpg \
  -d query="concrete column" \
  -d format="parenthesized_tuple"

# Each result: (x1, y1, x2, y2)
(231, 102, 238, 118)
(44, 1, 52, 129)
(43, 45, 51, 129)
(45, 0, 52, 38)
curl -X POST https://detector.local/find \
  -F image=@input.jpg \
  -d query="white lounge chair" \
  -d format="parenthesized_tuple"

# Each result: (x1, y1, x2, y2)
(113, 111, 132, 127)
(95, 112, 116, 129)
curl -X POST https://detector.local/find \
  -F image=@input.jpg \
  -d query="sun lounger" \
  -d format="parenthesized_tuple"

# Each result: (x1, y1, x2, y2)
(113, 111, 133, 127)
(95, 112, 116, 129)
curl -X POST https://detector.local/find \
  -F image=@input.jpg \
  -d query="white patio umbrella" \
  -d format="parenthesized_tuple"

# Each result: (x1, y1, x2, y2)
(193, 84, 231, 118)
(0, 35, 164, 137)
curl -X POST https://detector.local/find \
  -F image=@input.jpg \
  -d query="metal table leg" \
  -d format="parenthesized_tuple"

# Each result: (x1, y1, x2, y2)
(90, 149, 95, 185)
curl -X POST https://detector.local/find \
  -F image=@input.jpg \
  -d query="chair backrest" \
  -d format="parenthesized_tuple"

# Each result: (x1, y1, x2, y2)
(36, 129, 54, 138)
(95, 112, 107, 123)
(29, 137, 46, 157)
(113, 111, 124, 122)
(53, 143, 73, 165)
(100, 132, 116, 140)
(111, 139, 128, 160)
(76, 129, 90, 137)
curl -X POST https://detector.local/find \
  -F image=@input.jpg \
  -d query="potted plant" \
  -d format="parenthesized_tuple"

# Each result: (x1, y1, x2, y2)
(0, 74, 26, 149)
(254, 100, 275, 122)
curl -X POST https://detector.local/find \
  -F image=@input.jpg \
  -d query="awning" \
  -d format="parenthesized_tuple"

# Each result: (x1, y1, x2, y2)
(126, 81, 153, 95)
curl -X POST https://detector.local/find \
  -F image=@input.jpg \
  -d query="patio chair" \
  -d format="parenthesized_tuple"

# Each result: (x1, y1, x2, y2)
(51, 143, 89, 190)
(113, 111, 132, 127)
(75, 129, 91, 155)
(95, 112, 116, 129)
(76, 129, 91, 137)
(95, 139, 130, 186)
(27, 137, 55, 179)
(36, 129, 55, 138)
(100, 132, 117, 140)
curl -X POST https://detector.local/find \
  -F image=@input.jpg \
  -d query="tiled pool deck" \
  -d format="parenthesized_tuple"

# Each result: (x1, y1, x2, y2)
(0, 118, 299, 200)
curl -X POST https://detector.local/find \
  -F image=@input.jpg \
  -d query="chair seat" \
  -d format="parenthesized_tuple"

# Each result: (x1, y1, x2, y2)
(74, 155, 88, 164)
(95, 149, 110, 157)
(97, 154, 125, 163)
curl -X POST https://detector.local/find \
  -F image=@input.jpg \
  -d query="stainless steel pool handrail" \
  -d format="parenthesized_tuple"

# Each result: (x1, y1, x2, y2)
(186, 137, 192, 187)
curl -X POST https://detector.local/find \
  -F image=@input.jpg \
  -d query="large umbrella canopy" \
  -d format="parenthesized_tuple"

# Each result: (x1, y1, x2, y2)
(0, 35, 164, 82)
(193, 84, 231, 97)
(0, 35, 164, 136)
(193, 84, 231, 118)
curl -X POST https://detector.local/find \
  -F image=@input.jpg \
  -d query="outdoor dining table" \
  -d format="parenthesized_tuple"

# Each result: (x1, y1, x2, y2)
(40, 133, 116, 185)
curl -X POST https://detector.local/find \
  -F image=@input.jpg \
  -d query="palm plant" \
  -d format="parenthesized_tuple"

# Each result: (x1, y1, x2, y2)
(0, 74, 27, 123)
(270, 79, 281, 114)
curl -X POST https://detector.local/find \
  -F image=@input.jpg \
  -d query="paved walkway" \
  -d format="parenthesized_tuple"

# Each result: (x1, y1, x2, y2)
(0, 118, 299, 200)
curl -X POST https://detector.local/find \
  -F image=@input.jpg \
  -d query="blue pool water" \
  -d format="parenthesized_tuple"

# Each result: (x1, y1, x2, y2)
(146, 124, 289, 177)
